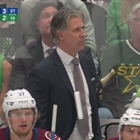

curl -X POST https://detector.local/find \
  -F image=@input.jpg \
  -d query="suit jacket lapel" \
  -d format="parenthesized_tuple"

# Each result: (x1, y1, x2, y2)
(27, 39, 44, 65)
(52, 51, 74, 96)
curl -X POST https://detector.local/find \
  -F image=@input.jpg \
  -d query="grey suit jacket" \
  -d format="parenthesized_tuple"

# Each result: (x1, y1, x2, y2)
(10, 39, 44, 89)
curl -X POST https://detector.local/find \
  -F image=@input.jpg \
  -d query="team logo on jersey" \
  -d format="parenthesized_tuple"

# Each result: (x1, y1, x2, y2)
(45, 131, 61, 140)
(117, 64, 140, 93)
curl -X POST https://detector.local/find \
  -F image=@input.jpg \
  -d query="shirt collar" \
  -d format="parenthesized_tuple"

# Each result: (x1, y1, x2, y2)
(56, 47, 79, 65)
(41, 40, 55, 53)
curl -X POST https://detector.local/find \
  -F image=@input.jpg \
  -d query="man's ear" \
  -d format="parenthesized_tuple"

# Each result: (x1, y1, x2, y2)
(57, 30, 64, 41)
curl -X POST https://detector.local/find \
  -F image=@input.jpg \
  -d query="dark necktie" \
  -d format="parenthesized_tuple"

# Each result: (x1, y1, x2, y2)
(47, 48, 55, 55)
(71, 57, 89, 139)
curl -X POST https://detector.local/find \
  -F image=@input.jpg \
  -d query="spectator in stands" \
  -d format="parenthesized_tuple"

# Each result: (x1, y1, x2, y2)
(25, 8, 102, 140)
(100, 3, 140, 118)
(10, 0, 63, 89)
(0, 55, 12, 126)
(108, 109, 140, 140)
(81, 0, 108, 58)
(106, 0, 140, 46)
(20, 0, 98, 61)
(0, 55, 12, 105)
(0, 89, 62, 140)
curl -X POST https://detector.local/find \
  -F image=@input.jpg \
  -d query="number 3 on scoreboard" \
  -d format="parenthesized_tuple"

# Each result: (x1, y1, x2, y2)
(2, 8, 6, 14)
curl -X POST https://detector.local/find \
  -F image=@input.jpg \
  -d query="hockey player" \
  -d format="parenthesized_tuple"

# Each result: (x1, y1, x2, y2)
(109, 108, 140, 140)
(0, 89, 62, 140)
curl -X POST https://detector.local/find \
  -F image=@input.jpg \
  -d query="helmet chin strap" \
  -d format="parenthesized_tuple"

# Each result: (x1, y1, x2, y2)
(118, 134, 121, 140)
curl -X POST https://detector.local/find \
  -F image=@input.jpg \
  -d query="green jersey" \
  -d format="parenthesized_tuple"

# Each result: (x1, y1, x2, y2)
(101, 40, 140, 106)
(0, 55, 4, 92)
(106, 0, 131, 46)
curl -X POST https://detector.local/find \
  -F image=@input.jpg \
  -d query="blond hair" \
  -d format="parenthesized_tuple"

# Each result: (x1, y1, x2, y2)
(121, 0, 140, 22)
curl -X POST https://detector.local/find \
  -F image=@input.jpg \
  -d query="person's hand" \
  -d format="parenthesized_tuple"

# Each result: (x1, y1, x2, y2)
(125, 92, 140, 109)
(130, 92, 137, 101)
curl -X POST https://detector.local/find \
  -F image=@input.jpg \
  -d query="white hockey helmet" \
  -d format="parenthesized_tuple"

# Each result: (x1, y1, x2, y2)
(118, 109, 140, 132)
(2, 89, 37, 117)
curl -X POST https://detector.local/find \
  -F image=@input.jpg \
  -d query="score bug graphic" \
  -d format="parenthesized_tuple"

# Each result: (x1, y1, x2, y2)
(0, 7, 18, 22)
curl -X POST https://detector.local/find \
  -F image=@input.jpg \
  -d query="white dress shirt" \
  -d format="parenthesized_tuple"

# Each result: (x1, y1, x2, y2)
(56, 47, 94, 140)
